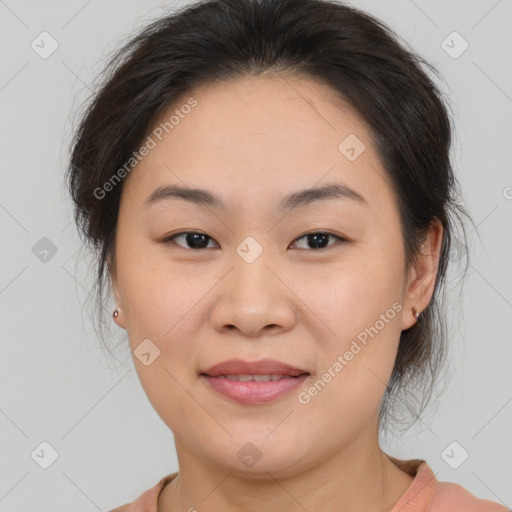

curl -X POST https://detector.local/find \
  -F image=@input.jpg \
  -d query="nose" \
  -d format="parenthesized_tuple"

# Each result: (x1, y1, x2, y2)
(210, 246, 297, 338)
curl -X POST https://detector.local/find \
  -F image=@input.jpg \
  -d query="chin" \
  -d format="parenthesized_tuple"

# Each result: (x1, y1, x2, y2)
(204, 433, 311, 477)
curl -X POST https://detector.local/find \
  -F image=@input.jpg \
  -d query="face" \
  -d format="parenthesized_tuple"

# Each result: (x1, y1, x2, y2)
(110, 75, 437, 477)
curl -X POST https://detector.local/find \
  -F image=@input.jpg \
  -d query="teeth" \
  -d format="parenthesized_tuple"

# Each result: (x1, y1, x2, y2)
(217, 374, 293, 381)
(254, 374, 271, 381)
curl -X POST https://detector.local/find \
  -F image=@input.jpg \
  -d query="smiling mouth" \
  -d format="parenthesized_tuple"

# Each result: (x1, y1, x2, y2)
(201, 373, 309, 381)
(199, 372, 311, 404)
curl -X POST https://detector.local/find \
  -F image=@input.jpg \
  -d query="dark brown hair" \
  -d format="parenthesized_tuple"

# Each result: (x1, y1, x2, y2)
(65, 0, 473, 432)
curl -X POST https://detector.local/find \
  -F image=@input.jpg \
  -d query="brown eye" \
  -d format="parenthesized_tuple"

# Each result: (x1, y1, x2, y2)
(166, 232, 219, 250)
(164, 231, 346, 251)
(291, 232, 346, 250)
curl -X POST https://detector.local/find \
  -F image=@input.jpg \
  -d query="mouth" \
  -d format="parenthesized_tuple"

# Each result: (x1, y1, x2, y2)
(199, 358, 311, 404)
(201, 357, 310, 377)
(202, 373, 309, 381)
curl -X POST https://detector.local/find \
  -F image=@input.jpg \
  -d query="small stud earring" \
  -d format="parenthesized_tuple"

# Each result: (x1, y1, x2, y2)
(412, 306, 420, 319)
(113, 307, 120, 319)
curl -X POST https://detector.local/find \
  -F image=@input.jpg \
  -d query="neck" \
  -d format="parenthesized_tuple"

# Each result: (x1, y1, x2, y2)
(158, 425, 414, 512)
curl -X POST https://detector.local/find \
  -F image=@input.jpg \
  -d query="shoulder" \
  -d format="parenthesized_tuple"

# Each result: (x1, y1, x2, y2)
(107, 472, 179, 512)
(388, 456, 509, 512)
(428, 479, 510, 512)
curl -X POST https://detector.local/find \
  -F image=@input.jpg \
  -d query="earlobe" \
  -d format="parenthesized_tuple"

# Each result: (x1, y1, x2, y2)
(112, 306, 127, 330)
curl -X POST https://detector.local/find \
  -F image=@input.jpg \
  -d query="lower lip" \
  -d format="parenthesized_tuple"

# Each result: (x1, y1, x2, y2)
(201, 374, 309, 404)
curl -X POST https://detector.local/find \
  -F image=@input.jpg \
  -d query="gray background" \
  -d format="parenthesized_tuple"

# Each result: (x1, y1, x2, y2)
(0, 0, 511, 510)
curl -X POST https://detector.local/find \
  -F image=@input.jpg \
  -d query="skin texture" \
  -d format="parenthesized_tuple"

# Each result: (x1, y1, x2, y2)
(110, 75, 443, 511)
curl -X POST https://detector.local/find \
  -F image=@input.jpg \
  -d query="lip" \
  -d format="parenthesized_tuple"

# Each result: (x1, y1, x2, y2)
(200, 358, 310, 405)
(201, 374, 310, 404)
(201, 358, 309, 377)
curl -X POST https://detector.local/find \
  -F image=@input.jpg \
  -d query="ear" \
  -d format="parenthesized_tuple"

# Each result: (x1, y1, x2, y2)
(402, 218, 443, 330)
(108, 255, 126, 329)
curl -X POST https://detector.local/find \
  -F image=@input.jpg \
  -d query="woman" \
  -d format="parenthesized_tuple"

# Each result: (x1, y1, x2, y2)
(66, 0, 509, 510)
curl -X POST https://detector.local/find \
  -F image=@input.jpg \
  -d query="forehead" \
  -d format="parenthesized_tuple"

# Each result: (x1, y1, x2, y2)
(121, 74, 392, 214)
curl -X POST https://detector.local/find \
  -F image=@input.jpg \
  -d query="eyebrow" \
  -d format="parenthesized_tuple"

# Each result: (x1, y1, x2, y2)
(144, 182, 367, 212)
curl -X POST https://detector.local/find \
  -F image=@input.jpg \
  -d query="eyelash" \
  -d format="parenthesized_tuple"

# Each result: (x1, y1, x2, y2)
(163, 231, 347, 251)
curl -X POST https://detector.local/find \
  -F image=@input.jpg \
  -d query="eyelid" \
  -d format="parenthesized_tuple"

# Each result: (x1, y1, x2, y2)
(290, 231, 347, 250)
(164, 231, 220, 249)
(163, 230, 348, 250)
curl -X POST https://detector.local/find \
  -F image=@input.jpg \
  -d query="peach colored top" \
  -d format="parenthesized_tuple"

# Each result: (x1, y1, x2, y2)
(109, 457, 510, 512)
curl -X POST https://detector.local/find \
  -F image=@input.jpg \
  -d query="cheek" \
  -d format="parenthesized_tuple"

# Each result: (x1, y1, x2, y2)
(119, 263, 214, 407)
(300, 257, 403, 334)
(300, 261, 403, 405)
(116, 238, 203, 336)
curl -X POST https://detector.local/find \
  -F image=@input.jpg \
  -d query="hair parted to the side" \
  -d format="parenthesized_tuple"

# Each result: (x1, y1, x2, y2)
(65, 0, 474, 434)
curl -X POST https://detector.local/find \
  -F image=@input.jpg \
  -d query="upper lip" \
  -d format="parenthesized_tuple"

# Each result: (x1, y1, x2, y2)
(201, 358, 310, 377)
